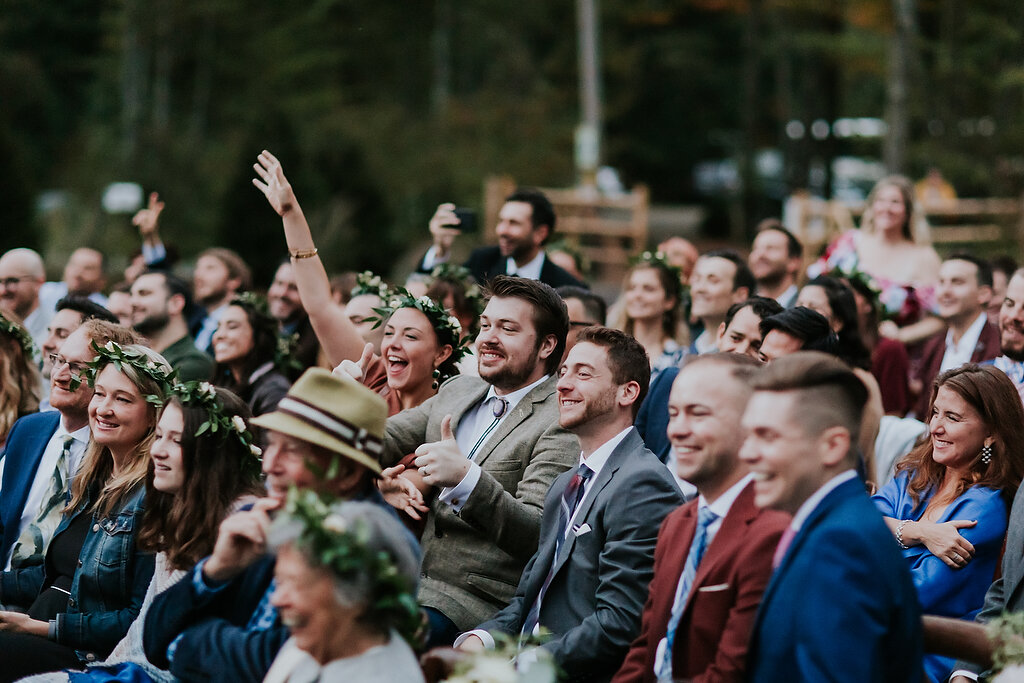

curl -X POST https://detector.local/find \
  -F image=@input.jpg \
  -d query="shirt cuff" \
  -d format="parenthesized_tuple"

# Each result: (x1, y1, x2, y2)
(194, 557, 231, 595)
(949, 670, 978, 682)
(422, 246, 449, 271)
(439, 462, 482, 512)
(453, 629, 495, 650)
(142, 241, 167, 265)
(48, 619, 58, 641)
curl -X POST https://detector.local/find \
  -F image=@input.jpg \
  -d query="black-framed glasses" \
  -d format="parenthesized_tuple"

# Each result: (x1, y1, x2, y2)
(0, 276, 34, 288)
(48, 353, 87, 379)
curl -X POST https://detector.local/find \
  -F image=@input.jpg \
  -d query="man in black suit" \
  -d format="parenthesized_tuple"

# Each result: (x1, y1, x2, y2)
(419, 189, 587, 289)
(455, 326, 683, 681)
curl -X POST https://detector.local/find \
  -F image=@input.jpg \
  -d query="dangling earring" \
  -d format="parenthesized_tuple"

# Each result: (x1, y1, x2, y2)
(981, 443, 993, 465)
(431, 368, 440, 391)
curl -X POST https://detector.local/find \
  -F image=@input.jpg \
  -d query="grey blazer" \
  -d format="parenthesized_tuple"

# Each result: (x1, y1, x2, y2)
(955, 482, 1024, 676)
(477, 428, 684, 682)
(383, 374, 579, 630)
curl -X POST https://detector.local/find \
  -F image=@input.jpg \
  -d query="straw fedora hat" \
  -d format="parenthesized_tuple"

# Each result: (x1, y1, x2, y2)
(251, 368, 387, 474)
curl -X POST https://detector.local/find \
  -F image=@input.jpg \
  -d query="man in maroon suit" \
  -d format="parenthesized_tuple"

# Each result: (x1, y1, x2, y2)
(912, 254, 998, 418)
(613, 353, 789, 683)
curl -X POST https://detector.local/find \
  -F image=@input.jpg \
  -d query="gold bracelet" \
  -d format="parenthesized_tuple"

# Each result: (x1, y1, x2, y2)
(289, 247, 319, 260)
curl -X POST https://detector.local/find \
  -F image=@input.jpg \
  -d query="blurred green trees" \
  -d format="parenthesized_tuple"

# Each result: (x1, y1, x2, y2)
(3, 0, 1024, 281)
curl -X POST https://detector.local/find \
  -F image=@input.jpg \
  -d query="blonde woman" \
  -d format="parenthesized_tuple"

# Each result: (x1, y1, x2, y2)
(0, 342, 170, 680)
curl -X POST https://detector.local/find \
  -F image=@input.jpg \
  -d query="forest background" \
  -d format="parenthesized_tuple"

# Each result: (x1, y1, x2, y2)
(3, 0, 1024, 286)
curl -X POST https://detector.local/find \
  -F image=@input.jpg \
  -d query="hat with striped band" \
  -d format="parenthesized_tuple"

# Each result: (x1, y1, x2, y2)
(251, 368, 387, 475)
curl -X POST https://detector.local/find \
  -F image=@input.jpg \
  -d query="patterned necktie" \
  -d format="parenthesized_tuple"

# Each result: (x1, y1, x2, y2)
(520, 463, 594, 642)
(772, 525, 798, 568)
(11, 435, 74, 569)
(657, 505, 719, 681)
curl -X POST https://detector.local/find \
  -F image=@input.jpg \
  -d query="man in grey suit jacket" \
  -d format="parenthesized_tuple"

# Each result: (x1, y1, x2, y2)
(382, 276, 580, 646)
(455, 327, 684, 681)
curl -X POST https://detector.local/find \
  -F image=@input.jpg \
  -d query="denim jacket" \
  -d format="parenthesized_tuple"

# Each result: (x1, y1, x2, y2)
(0, 482, 155, 662)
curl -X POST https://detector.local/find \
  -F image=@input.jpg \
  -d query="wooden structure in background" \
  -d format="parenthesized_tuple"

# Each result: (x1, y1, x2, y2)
(484, 176, 650, 283)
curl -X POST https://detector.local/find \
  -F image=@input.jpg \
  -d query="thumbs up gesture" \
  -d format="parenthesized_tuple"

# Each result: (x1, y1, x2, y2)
(414, 415, 468, 487)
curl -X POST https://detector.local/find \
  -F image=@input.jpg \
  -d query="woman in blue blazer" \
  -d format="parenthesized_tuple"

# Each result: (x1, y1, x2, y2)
(873, 363, 1024, 682)
(0, 343, 170, 680)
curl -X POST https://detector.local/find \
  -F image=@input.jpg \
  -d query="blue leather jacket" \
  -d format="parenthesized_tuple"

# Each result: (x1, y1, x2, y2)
(0, 482, 155, 662)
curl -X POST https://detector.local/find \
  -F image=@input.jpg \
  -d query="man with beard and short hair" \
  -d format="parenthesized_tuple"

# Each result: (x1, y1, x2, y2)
(267, 260, 321, 375)
(0, 320, 141, 569)
(0, 248, 49, 345)
(191, 248, 252, 354)
(129, 270, 213, 381)
(456, 327, 683, 681)
(419, 191, 586, 289)
(382, 275, 580, 647)
(986, 268, 1024, 403)
(749, 220, 803, 308)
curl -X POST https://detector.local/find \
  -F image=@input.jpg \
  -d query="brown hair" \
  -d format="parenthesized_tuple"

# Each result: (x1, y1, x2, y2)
(137, 389, 263, 570)
(612, 262, 685, 345)
(198, 248, 253, 292)
(896, 364, 1024, 507)
(485, 276, 568, 376)
(574, 326, 650, 417)
(0, 329, 41, 442)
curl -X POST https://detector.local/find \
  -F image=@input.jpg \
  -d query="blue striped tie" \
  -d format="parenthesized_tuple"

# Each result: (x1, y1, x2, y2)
(658, 505, 718, 680)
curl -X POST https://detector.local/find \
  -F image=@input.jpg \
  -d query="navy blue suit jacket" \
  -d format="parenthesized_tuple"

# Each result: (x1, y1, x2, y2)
(633, 367, 676, 465)
(746, 476, 923, 683)
(419, 246, 587, 289)
(0, 411, 61, 563)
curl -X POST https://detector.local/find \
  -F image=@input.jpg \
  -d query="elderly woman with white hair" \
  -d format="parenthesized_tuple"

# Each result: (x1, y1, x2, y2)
(262, 494, 425, 683)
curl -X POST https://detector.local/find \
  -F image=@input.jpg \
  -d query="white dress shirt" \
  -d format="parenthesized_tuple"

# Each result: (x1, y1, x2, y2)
(439, 375, 550, 511)
(505, 252, 545, 281)
(939, 312, 988, 373)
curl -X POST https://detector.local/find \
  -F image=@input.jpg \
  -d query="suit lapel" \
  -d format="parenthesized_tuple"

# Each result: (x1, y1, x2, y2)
(448, 381, 491, 440)
(471, 376, 556, 467)
(683, 483, 759, 610)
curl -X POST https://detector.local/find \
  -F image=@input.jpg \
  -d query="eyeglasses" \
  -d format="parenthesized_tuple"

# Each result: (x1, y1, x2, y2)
(0, 276, 35, 288)
(49, 353, 88, 380)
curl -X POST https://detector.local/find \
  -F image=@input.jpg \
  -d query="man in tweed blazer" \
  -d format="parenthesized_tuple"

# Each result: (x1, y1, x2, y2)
(382, 276, 579, 646)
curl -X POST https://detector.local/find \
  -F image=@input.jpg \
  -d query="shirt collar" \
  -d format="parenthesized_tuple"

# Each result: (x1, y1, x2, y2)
(699, 472, 754, 520)
(506, 251, 545, 280)
(790, 469, 857, 532)
(57, 419, 91, 446)
(944, 311, 987, 352)
(578, 426, 633, 480)
(484, 374, 550, 413)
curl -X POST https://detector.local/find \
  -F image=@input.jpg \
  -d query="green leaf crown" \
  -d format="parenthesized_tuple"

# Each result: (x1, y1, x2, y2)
(169, 380, 263, 477)
(372, 288, 470, 363)
(0, 310, 39, 363)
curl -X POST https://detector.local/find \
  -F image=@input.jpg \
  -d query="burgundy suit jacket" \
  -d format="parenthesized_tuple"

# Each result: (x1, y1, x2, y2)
(912, 320, 1000, 418)
(611, 482, 789, 683)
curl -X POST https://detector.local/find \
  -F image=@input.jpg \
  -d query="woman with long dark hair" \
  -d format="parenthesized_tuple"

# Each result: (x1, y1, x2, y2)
(610, 255, 686, 379)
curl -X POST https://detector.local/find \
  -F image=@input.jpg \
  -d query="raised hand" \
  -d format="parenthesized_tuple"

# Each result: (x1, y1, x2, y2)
(414, 415, 469, 488)
(252, 150, 296, 216)
(428, 203, 461, 258)
(203, 497, 281, 582)
(132, 192, 164, 239)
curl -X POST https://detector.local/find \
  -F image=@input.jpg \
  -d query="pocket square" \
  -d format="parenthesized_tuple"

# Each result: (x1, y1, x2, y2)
(572, 523, 592, 537)
(697, 583, 730, 593)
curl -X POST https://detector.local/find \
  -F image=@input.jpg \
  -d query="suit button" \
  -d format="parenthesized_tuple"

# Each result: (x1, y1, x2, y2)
(85, 653, 95, 662)
(92, 523, 100, 532)
(420, 571, 427, 578)
(69, 598, 75, 607)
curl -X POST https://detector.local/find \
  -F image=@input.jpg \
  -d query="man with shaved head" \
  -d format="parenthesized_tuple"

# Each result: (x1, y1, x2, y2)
(0, 248, 50, 345)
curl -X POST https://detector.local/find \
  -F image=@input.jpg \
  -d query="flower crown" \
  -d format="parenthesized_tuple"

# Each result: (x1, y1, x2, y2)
(351, 271, 392, 300)
(81, 341, 176, 404)
(372, 288, 470, 363)
(826, 264, 883, 315)
(279, 488, 421, 641)
(0, 310, 38, 363)
(170, 380, 263, 476)
(232, 291, 269, 315)
(632, 250, 684, 283)
(429, 263, 484, 316)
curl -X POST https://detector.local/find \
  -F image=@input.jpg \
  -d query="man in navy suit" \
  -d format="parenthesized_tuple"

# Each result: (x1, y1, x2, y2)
(0, 319, 138, 569)
(418, 190, 587, 289)
(740, 352, 923, 682)
(456, 327, 683, 681)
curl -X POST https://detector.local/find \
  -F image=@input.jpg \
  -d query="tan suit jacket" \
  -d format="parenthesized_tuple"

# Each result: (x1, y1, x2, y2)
(383, 374, 579, 629)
